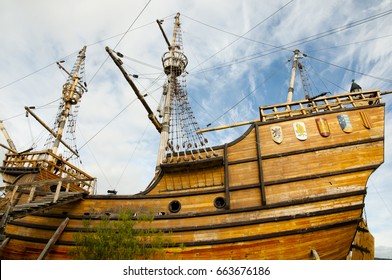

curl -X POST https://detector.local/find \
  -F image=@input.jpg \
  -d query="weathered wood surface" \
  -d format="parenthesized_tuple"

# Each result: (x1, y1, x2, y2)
(351, 220, 374, 260)
(37, 217, 69, 260)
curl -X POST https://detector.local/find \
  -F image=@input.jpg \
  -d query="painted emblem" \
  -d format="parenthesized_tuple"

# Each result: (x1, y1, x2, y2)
(270, 126, 283, 144)
(293, 122, 307, 141)
(315, 118, 330, 137)
(359, 111, 372, 129)
(337, 114, 353, 133)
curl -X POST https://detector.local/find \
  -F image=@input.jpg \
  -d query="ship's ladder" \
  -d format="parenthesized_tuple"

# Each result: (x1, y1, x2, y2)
(0, 178, 89, 240)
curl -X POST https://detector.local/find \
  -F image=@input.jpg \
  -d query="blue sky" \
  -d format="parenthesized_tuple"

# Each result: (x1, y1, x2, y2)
(0, 0, 392, 258)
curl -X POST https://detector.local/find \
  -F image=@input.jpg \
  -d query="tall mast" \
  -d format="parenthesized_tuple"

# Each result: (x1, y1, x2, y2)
(52, 46, 87, 155)
(287, 49, 300, 103)
(156, 13, 188, 167)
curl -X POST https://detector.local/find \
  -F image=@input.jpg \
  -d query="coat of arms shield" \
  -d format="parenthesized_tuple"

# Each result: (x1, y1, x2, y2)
(359, 111, 372, 129)
(315, 118, 330, 137)
(270, 126, 283, 144)
(293, 122, 307, 141)
(337, 114, 353, 133)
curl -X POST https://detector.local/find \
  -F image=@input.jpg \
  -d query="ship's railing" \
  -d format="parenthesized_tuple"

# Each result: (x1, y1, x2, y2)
(1, 150, 95, 194)
(259, 90, 381, 122)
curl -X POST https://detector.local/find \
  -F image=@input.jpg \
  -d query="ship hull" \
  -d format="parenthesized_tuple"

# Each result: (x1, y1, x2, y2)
(0, 97, 385, 260)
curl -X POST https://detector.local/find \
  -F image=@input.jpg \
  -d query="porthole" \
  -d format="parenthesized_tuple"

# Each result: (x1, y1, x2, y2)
(169, 200, 181, 213)
(214, 197, 226, 209)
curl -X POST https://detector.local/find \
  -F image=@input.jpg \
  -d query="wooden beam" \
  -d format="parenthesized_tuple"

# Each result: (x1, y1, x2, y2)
(10, 185, 19, 205)
(0, 120, 17, 152)
(224, 144, 230, 210)
(0, 143, 17, 154)
(105, 47, 162, 133)
(37, 217, 69, 260)
(0, 237, 10, 250)
(27, 186, 36, 203)
(311, 249, 320, 260)
(53, 181, 62, 203)
(2, 177, 94, 189)
(197, 119, 259, 134)
(0, 202, 11, 230)
(25, 107, 79, 157)
(255, 124, 266, 205)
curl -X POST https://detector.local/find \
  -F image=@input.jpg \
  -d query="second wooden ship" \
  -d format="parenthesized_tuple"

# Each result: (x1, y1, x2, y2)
(0, 13, 387, 260)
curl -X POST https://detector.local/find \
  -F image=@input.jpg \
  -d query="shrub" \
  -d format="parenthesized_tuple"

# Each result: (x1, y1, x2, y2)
(69, 210, 172, 260)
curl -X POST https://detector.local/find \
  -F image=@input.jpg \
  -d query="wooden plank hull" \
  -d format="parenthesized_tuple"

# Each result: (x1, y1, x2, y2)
(0, 101, 385, 260)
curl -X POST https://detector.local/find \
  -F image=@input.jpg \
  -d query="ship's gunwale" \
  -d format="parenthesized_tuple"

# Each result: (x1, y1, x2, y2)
(139, 102, 384, 195)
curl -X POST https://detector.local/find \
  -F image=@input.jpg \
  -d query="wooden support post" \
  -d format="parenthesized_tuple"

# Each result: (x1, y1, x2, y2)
(37, 217, 69, 260)
(224, 144, 230, 210)
(311, 249, 320, 260)
(0, 202, 11, 230)
(27, 186, 36, 203)
(10, 185, 19, 205)
(53, 181, 62, 203)
(0, 237, 10, 249)
(255, 125, 266, 205)
(65, 183, 70, 192)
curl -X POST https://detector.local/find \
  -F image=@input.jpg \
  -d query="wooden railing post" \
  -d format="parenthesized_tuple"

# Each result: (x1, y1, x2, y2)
(27, 186, 36, 203)
(10, 185, 19, 205)
(311, 249, 320, 260)
(53, 181, 62, 203)
(65, 183, 70, 192)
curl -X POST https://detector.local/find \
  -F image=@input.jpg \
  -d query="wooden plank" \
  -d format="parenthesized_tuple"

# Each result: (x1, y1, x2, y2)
(37, 217, 69, 260)
(10, 185, 19, 205)
(351, 220, 374, 260)
(224, 144, 230, 209)
(311, 249, 320, 260)
(27, 186, 36, 203)
(0, 237, 10, 250)
(255, 125, 266, 205)
(53, 181, 62, 203)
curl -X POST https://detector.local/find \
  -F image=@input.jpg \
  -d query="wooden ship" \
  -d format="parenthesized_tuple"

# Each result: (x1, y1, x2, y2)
(0, 13, 388, 260)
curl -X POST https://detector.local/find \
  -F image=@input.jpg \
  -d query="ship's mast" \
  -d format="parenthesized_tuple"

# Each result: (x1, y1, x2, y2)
(156, 13, 188, 166)
(52, 46, 87, 155)
(287, 49, 300, 103)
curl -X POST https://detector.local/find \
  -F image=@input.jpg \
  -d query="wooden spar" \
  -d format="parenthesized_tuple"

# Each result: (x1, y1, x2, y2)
(287, 49, 300, 103)
(381, 90, 392, 96)
(156, 19, 171, 48)
(105, 47, 162, 133)
(0, 121, 17, 153)
(52, 46, 86, 155)
(0, 143, 17, 154)
(24, 107, 79, 157)
(2, 177, 94, 189)
(37, 217, 69, 260)
(197, 119, 259, 134)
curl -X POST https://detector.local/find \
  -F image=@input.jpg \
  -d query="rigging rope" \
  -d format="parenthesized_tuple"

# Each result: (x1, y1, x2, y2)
(187, 7, 392, 78)
(88, 0, 153, 85)
(114, 123, 150, 190)
(306, 55, 392, 84)
(184, 0, 295, 73)
(78, 97, 138, 152)
(206, 65, 283, 127)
